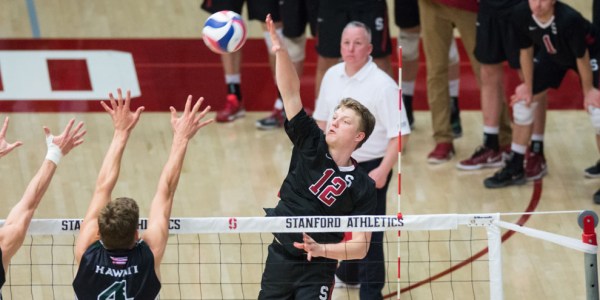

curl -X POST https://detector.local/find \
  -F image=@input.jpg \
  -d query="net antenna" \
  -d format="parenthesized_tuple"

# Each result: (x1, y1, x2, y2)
(397, 44, 403, 300)
(579, 210, 599, 299)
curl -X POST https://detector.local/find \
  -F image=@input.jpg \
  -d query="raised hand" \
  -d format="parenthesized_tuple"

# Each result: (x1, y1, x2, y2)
(0, 116, 23, 158)
(169, 96, 214, 140)
(44, 118, 86, 156)
(100, 89, 145, 132)
(266, 14, 283, 53)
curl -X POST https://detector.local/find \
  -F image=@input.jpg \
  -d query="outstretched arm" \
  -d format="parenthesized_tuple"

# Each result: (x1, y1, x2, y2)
(266, 14, 303, 120)
(0, 116, 23, 158)
(144, 96, 213, 277)
(0, 119, 85, 271)
(75, 89, 144, 264)
(293, 232, 372, 261)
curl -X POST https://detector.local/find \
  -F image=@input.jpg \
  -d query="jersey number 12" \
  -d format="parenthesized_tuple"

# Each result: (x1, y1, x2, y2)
(309, 169, 348, 206)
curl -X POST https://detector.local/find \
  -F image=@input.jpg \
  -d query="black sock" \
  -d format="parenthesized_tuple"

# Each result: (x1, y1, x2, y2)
(227, 83, 242, 103)
(403, 94, 414, 126)
(450, 97, 460, 123)
(508, 152, 525, 171)
(483, 133, 500, 151)
(530, 140, 544, 155)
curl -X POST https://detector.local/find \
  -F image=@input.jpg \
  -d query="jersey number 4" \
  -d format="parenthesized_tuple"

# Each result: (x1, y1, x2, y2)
(309, 169, 348, 206)
(98, 280, 133, 300)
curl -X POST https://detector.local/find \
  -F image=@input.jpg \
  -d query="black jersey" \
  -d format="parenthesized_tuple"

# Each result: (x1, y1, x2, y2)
(512, 1, 600, 69)
(267, 109, 377, 256)
(595, 0, 600, 29)
(479, 0, 523, 15)
(73, 240, 161, 300)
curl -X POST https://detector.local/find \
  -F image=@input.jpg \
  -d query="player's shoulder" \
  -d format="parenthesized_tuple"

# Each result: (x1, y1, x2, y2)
(324, 62, 345, 77)
(555, 2, 584, 22)
(366, 63, 397, 88)
(352, 168, 377, 199)
(351, 163, 376, 185)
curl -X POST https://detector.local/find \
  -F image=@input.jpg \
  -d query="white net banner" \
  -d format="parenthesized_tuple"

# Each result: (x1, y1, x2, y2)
(0, 214, 494, 235)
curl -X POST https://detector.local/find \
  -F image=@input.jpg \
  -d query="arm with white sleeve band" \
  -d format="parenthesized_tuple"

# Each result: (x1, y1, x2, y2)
(0, 119, 85, 271)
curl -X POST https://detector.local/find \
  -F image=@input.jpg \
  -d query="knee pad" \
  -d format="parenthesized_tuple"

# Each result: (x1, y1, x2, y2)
(264, 28, 284, 54)
(282, 34, 307, 63)
(448, 38, 460, 65)
(513, 101, 538, 125)
(589, 105, 600, 134)
(398, 30, 420, 61)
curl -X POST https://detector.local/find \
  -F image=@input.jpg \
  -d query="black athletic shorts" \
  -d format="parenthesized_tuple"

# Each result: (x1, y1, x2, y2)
(532, 50, 600, 94)
(258, 240, 337, 299)
(394, 0, 419, 29)
(280, 0, 319, 38)
(316, 0, 392, 58)
(475, 9, 520, 68)
(201, 0, 281, 22)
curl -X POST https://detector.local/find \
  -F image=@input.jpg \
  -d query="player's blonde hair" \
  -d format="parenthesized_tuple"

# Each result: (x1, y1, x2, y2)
(98, 197, 139, 250)
(335, 97, 376, 149)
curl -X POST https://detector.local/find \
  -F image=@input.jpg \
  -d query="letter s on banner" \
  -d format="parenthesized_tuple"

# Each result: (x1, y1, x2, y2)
(0, 50, 140, 100)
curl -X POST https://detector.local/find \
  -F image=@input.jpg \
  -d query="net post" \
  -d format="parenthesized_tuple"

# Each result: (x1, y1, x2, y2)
(486, 216, 503, 300)
(397, 44, 403, 300)
(579, 210, 599, 300)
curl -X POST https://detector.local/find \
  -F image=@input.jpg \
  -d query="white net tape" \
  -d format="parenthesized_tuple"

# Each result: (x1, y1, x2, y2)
(0, 213, 596, 299)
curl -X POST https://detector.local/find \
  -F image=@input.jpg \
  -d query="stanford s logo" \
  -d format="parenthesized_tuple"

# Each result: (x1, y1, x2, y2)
(228, 217, 237, 230)
(309, 169, 348, 207)
(319, 285, 329, 299)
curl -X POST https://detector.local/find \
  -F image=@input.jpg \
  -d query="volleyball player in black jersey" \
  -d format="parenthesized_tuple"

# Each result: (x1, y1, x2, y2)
(73, 90, 213, 299)
(485, 0, 600, 189)
(258, 15, 377, 299)
(0, 116, 85, 297)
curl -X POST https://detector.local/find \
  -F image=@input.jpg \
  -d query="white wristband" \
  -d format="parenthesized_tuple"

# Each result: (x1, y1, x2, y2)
(45, 135, 62, 165)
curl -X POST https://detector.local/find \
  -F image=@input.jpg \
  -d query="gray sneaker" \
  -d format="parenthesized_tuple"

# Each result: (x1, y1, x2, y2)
(255, 109, 285, 130)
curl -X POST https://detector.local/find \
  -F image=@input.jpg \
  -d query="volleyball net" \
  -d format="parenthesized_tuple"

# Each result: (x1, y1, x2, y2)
(1, 212, 597, 299)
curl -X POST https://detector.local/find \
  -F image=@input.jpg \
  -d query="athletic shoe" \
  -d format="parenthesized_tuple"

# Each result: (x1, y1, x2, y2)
(334, 274, 360, 289)
(450, 97, 462, 138)
(483, 158, 526, 189)
(427, 142, 454, 164)
(216, 94, 245, 123)
(594, 189, 600, 204)
(585, 160, 600, 178)
(456, 146, 504, 170)
(255, 108, 285, 130)
(525, 152, 548, 181)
